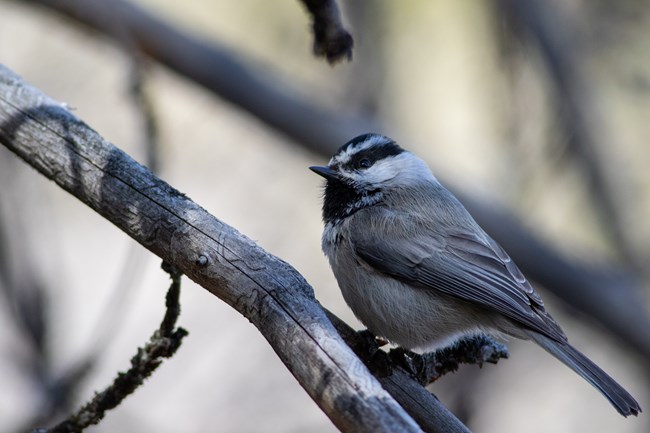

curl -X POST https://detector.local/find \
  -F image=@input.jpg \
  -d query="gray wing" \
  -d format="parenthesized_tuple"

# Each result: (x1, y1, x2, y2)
(351, 210, 567, 343)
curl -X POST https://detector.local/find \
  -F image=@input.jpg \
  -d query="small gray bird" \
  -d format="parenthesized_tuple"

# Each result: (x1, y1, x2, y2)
(310, 133, 640, 417)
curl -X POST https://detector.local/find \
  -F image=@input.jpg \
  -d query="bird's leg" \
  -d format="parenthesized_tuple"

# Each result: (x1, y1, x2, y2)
(388, 347, 425, 379)
(355, 329, 384, 352)
(355, 329, 393, 377)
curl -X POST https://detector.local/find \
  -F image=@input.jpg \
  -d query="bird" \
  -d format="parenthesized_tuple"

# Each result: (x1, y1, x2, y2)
(310, 133, 641, 417)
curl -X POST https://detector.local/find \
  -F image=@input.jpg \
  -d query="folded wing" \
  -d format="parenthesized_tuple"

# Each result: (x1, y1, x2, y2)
(351, 210, 567, 343)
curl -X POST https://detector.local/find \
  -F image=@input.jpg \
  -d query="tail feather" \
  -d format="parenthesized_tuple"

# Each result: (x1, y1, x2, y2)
(529, 333, 641, 417)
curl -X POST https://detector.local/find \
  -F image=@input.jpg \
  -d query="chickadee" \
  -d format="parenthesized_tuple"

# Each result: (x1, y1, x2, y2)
(310, 133, 640, 417)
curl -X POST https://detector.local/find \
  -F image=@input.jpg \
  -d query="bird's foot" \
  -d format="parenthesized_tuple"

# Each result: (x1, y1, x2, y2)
(355, 329, 393, 377)
(389, 335, 509, 385)
(388, 347, 433, 385)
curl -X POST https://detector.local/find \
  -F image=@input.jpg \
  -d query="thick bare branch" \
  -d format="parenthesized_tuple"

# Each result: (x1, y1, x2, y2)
(325, 310, 507, 433)
(0, 64, 478, 433)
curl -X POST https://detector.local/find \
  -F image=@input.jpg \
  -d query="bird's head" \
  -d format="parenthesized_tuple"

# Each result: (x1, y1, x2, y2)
(310, 133, 435, 223)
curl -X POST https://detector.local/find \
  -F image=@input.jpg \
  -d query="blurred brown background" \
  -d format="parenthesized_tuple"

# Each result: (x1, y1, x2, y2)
(0, 0, 648, 432)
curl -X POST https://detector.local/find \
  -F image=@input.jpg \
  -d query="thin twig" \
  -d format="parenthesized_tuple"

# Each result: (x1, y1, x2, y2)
(128, 55, 160, 173)
(35, 264, 188, 433)
(84, 51, 160, 357)
(390, 336, 509, 386)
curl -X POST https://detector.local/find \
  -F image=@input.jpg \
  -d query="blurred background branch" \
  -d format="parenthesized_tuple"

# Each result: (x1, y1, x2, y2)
(21, 0, 380, 155)
(299, 0, 354, 64)
(496, 0, 646, 273)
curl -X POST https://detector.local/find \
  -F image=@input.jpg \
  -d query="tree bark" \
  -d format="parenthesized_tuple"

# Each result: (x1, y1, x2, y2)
(0, 64, 473, 433)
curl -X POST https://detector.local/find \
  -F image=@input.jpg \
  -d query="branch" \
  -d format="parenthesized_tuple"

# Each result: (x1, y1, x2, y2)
(325, 310, 506, 433)
(21, 0, 376, 157)
(458, 194, 650, 360)
(0, 64, 478, 433)
(39, 264, 187, 433)
(496, 0, 641, 270)
(390, 336, 508, 386)
(300, 0, 354, 63)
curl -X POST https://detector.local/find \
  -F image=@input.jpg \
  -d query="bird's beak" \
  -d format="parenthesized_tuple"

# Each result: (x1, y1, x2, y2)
(309, 165, 339, 181)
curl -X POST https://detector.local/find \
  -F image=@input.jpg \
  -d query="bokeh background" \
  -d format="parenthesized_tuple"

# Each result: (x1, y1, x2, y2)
(0, 0, 649, 432)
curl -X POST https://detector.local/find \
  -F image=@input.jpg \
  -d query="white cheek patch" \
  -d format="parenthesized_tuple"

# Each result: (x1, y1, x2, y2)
(360, 153, 436, 187)
(387, 153, 437, 185)
(364, 160, 398, 184)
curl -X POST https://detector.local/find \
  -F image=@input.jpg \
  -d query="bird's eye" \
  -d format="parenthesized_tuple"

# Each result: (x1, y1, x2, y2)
(358, 158, 372, 169)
